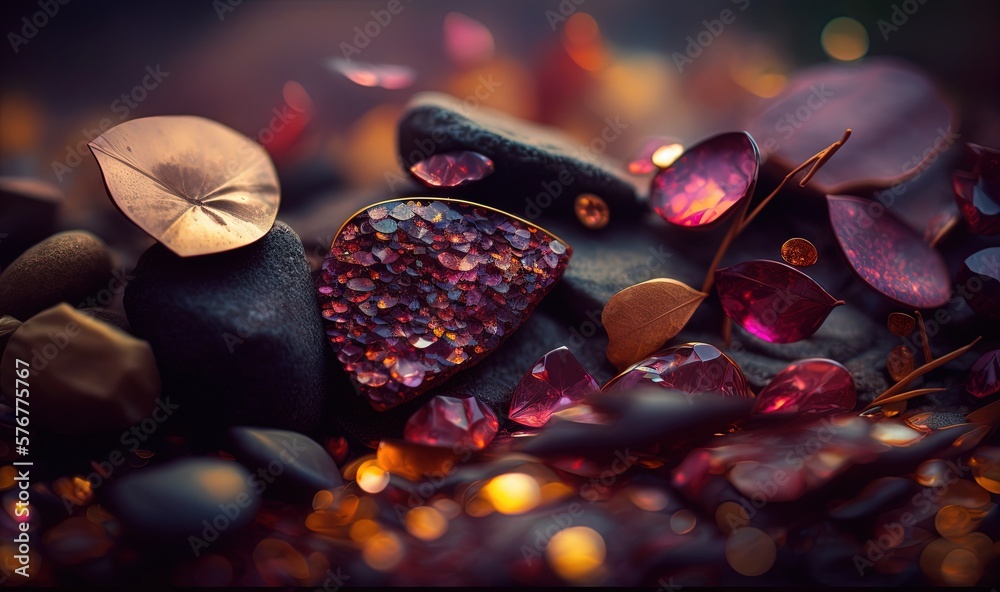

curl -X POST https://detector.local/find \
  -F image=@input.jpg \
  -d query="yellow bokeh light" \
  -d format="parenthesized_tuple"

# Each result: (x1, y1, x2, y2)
(821, 17, 869, 62)
(482, 473, 541, 515)
(725, 527, 776, 576)
(357, 461, 390, 494)
(629, 487, 669, 512)
(651, 143, 684, 169)
(405, 506, 448, 541)
(349, 519, 381, 543)
(362, 531, 404, 572)
(546, 526, 607, 584)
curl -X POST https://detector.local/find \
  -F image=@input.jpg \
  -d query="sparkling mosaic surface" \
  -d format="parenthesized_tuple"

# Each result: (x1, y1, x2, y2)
(317, 199, 572, 410)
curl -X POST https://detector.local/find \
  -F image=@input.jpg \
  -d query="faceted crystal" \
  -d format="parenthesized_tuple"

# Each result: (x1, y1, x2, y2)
(405, 394, 499, 450)
(603, 342, 751, 399)
(316, 199, 571, 410)
(966, 350, 1000, 398)
(409, 151, 495, 187)
(650, 132, 758, 228)
(752, 358, 856, 415)
(956, 247, 1000, 320)
(509, 347, 600, 427)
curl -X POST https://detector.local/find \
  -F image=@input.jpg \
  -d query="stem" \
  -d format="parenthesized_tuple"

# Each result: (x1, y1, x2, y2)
(914, 310, 933, 364)
(700, 129, 853, 295)
(928, 214, 959, 248)
(739, 129, 852, 233)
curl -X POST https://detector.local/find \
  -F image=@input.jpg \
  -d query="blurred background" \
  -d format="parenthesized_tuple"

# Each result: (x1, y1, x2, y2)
(2, 0, 999, 259)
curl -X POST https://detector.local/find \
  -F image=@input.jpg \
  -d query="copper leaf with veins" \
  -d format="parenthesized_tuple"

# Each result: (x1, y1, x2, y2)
(89, 116, 280, 257)
(602, 279, 707, 370)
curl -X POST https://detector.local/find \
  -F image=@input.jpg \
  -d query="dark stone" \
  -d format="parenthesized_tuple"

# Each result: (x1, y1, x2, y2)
(397, 92, 641, 224)
(0, 177, 62, 265)
(226, 427, 342, 503)
(0, 231, 113, 320)
(104, 458, 260, 548)
(124, 222, 330, 434)
(80, 308, 131, 333)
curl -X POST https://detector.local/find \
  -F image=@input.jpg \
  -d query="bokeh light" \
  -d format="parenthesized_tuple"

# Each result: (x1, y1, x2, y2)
(821, 17, 869, 61)
(546, 526, 607, 584)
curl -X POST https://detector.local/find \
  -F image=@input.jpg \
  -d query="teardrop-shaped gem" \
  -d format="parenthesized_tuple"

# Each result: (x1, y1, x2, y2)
(603, 342, 752, 399)
(316, 199, 571, 410)
(828, 195, 950, 308)
(715, 260, 844, 343)
(509, 347, 600, 428)
(650, 132, 759, 228)
(409, 151, 495, 187)
(753, 359, 856, 415)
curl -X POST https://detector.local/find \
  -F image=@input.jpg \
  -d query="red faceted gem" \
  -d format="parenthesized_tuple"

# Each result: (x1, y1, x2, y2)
(953, 172, 1000, 235)
(753, 358, 856, 415)
(828, 195, 951, 308)
(509, 347, 599, 428)
(603, 342, 752, 399)
(715, 260, 845, 343)
(650, 132, 759, 228)
(956, 247, 1000, 320)
(409, 151, 495, 187)
(405, 394, 499, 450)
(316, 199, 571, 410)
(966, 350, 1000, 399)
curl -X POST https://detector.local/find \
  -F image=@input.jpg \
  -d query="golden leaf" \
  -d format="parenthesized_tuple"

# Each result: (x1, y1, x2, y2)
(864, 336, 982, 411)
(89, 115, 280, 257)
(602, 278, 706, 370)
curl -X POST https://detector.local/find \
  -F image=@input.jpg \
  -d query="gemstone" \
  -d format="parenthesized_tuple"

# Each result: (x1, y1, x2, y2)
(953, 173, 1000, 235)
(404, 394, 499, 450)
(316, 199, 572, 410)
(887, 312, 916, 337)
(509, 347, 600, 427)
(780, 238, 818, 267)
(752, 358, 856, 415)
(827, 195, 951, 308)
(714, 260, 844, 343)
(956, 247, 1000, 319)
(966, 350, 1000, 398)
(887, 345, 916, 381)
(325, 58, 415, 89)
(574, 194, 609, 229)
(650, 132, 758, 228)
(409, 151, 495, 187)
(603, 342, 752, 399)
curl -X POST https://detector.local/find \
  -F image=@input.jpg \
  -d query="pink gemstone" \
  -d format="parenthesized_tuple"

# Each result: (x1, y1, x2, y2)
(753, 358, 856, 415)
(603, 342, 751, 399)
(953, 172, 1000, 235)
(410, 151, 495, 187)
(316, 199, 571, 410)
(828, 195, 951, 308)
(966, 350, 1000, 398)
(650, 132, 758, 227)
(404, 394, 499, 450)
(509, 347, 599, 427)
(715, 260, 844, 343)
